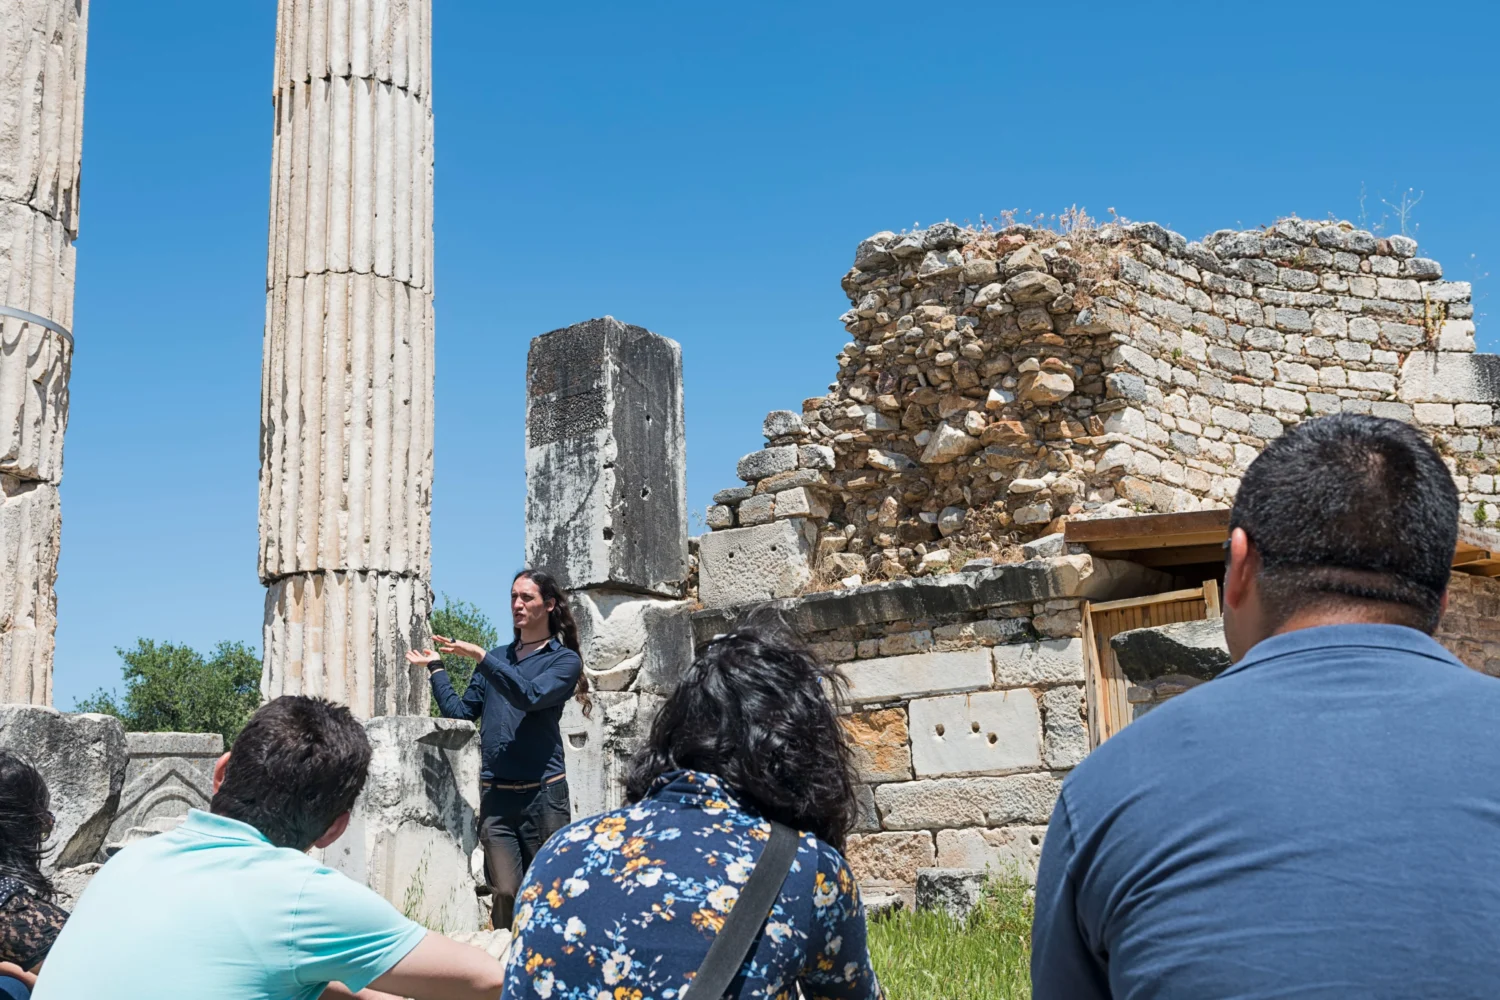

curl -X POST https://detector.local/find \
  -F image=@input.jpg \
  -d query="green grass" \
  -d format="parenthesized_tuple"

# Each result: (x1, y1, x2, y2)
(868, 876, 1033, 1000)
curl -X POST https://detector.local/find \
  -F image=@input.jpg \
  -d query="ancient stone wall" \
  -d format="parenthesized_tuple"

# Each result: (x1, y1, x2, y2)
(1435, 572, 1500, 677)
(701, 218, 1485, 590)
(693, 553, 1170, 903)
(1, 0, 89, 705)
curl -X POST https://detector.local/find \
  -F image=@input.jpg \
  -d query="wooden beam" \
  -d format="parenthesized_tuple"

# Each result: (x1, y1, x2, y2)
(1065, 509, 1231, 545)
(1126, 543, 1228, 567)
(1088, 587, 1208, 612)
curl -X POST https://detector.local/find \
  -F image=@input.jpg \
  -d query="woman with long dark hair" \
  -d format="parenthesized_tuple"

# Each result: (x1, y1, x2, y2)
(498, 622, 883, 1000)
(0, 750, 69, 998)
(406, 569, 587, 930)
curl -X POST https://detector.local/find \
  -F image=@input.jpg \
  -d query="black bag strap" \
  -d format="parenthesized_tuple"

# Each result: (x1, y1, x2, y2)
(688, 820, 799, 998)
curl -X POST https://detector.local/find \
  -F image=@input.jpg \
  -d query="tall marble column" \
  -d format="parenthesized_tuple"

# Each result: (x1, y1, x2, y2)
(0, 0, 88, 706)
(259, 0, 435, 717)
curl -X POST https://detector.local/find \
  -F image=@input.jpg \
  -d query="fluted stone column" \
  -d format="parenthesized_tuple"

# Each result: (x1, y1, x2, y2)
(259, 0, 434, 717)
(0, 0, 88, 706)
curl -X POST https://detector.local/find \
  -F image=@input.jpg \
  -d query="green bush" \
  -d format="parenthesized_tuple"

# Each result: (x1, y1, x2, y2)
(74, 639, 262, 745)
(868, 874, 1033, 1000)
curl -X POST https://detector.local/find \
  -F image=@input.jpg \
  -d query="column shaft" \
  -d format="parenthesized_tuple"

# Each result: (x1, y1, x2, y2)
(260, 0, 434, 717)
(0, 0, 88, 705)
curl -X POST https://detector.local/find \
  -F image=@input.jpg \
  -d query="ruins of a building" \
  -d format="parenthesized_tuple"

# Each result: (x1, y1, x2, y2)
(259, 0, 437, 717)
(670, 217, 1500, 902)
(1, 0, 88, 705)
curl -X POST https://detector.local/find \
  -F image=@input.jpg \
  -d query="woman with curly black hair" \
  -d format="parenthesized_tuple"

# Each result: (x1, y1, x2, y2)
(0, 750, 69, 998)
(497, 622, 883, 1000)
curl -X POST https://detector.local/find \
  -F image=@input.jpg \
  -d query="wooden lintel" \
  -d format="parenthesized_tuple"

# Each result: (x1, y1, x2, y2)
(1065, 509, 1231, 545)
(1127, 543, 1229, 567)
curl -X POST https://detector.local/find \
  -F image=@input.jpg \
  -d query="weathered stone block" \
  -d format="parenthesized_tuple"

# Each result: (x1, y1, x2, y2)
(1041, 685, 1088, 769)
(0, 706, 127, 871)
(1111, 618, 1230, 682)
(104, 732, 223, 856)
(525, 318, 688, 596)
(845, 830, 936, 887)
(561, 691, 658, 821)
(1399, 352, 1500, 405)
(875, 774, 1063, 830)
(696, 519, 815, 609)
(908, 690, 1042, 777)
(737, 446, 798, 482)
(915, 868, 988, 920)
(844, 648, 993, 704)
(934, 826, 1047, 881)
(573, 590, 693, 693)
(843, 708, 913, 783)
(992, 638, 1085, 687)
(320, 717, 482, 933)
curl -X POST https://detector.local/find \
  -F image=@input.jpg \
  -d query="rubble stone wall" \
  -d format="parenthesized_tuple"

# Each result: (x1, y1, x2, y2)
(702, 218, 1487, 588)
(1436, 572, 1500, 677)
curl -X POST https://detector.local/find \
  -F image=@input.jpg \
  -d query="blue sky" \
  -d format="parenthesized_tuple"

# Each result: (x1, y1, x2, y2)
(56, 0, 1498, 706)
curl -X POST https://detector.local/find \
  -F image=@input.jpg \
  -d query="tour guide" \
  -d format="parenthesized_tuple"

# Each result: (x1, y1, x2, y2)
(407, 569, 587, 930)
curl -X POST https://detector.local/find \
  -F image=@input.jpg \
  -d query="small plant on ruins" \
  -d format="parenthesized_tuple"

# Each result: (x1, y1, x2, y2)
(74, 639, 262, 744)
(1477, 503, 1488, 525)
(869, 872, 1034, 999)
(427, 594, 500, 717)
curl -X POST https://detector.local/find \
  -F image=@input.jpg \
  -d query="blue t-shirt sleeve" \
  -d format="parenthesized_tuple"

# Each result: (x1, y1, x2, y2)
(1030, 793, 1110, 1000)
(288, 868, 429, 993)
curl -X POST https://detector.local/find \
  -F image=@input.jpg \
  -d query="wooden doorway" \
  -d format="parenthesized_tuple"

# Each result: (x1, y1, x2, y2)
(1081, 582, 1221, 748)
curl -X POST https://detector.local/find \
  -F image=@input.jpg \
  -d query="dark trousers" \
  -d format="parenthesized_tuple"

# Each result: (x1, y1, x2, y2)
(479, 777, 571, 930)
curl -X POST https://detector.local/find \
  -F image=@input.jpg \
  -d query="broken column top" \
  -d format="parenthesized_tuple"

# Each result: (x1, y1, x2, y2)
(525, 317, 688, 595)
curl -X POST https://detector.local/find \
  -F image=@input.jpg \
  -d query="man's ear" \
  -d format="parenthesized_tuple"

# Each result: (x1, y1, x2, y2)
(1438, 588, 1450, 619)
(1223, 527, 1258, 610)
(211, 752, 231, 795)
(313, 811, 351, 849)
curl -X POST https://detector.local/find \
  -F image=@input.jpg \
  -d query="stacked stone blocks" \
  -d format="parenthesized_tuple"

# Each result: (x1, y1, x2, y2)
(1, 0, 89, 704)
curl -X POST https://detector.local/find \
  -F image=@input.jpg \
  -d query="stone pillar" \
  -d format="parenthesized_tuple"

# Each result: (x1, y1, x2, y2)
(259, 0, 435, 717)
(0, 0, 88, 705)
(525, 317, 692, 817)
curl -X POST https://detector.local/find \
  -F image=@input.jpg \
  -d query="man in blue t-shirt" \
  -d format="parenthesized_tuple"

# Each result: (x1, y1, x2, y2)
(34, 696, 506, 1000)
(1033, 414, 1500, 999)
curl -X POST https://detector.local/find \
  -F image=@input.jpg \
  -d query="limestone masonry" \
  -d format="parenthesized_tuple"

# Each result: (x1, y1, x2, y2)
(259, 0, 436, 716)
(0, 0, 88, 705)
(702, 218, 1485, 589)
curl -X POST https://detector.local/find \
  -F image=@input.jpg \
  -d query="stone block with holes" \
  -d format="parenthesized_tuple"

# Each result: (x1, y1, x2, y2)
(907, 690, 1042, 777)
(524, 317, 688, 595)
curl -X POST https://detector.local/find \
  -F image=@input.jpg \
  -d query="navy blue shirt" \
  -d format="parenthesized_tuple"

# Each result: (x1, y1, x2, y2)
(1032, 624, 1500, 1000)
(429, 637, 583, 783)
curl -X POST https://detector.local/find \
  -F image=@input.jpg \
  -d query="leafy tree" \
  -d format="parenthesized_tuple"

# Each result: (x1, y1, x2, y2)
(427, 594, 500, 717)
(74, 639, 263, 745)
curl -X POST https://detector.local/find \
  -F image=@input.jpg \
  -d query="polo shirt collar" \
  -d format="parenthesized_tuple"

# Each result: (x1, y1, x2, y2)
(180, 808, 273, 846)
(1219, 622, 1463, 681)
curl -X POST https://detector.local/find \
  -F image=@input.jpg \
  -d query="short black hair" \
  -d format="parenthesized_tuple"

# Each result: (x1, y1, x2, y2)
(1230, 413, 1458, 633)
(210, 696, 372, 851)
(624, 620, 858, 851)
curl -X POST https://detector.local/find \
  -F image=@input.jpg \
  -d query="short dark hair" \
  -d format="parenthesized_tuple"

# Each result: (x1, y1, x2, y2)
(210, 696, 372, 850)
(624, 621, 858, 851)
(1230, 413, 1458, 633)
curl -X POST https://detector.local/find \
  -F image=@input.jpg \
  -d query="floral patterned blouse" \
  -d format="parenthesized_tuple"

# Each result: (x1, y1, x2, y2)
(502, 769, 883, 1000)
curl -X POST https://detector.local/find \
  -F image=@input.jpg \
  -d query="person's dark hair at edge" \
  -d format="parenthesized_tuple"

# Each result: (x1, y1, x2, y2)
(209, 696, 372, 851)
(513, 568, 591, 717)
(624, 619, 857, 851)
(1230, 413, 1458, 633)
(0, 749, 54, 901)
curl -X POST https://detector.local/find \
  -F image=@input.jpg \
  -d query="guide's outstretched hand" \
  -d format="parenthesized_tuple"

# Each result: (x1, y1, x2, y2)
(404, 647, 442, 667)
(431, 634, 489, 662)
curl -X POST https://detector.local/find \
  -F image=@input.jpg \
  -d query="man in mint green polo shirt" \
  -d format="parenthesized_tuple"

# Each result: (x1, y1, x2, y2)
(33, 696, 506, 1000)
